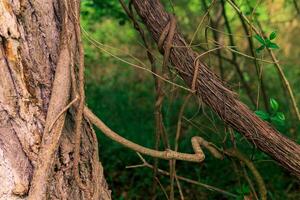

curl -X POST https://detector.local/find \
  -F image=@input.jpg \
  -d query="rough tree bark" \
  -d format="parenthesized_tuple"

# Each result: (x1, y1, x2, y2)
(0, 0, 110, 199)
(132, 0, 300, 177)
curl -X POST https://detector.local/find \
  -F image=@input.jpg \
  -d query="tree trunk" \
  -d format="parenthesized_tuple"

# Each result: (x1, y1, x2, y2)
(132, 0, 300, 177)
(0, 0, 110, 199)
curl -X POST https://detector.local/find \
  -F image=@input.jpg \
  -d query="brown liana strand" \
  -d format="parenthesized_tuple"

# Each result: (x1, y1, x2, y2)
(126, 153, 238, 198)
(225, 149, 267, 200)
(156, 13, 177, 200)
(28, 0, 71, 199)
(170, 49, 202, 199)
(67, 0, 95, 198)
(84, 106, 223, 163)
(72, 5, 90, 197)
(158, 14, 176, 77)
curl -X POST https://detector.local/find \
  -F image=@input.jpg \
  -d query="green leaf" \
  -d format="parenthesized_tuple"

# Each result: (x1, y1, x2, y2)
(270, 98, 279, 112)
(271, 112, 286, 127)
(255, 110, 270, 120)
(268, 42, 280, 49)
(265, 39, 271, 46)
(271, 116, 285, 126)
(256, 45, 265, 53)
(269, 31, 277, 40)
(254, 34, 265, 45)
(276, 112, 286, 121)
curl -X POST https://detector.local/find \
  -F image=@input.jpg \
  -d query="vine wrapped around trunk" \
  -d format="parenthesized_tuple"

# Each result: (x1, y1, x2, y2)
(0, 1, 111, 199)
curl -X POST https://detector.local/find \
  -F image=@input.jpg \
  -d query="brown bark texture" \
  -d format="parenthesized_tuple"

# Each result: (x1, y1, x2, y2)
(132, 0, 300, 177)
(0, 0, 110, 199)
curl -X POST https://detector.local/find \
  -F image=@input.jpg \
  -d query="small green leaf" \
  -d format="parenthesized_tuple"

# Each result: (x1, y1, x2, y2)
(276, 112, 285, 121)
(243, 72, 250, 82)
(271, 116, 285, 126)
(255, 110, 270, 120)
(271, 112, 286, 127)
(254, 34, 265, 45)
(270, 98, 279, 112)
(256, 45, 265, 53)
(265, 39, 271, 46)
(269, 31, 277, 40)
(268, 42, 280, 49)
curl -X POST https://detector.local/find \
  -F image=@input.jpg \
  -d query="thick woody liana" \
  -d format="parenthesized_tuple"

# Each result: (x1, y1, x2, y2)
(131, 0, 300, 177)
(28, 0, 71, 199)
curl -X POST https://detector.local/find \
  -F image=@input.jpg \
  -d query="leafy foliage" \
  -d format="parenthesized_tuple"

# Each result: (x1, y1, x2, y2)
(254, 32, 280, 53)
(81, 0, 128, 23)
(255, 98, 286, 131)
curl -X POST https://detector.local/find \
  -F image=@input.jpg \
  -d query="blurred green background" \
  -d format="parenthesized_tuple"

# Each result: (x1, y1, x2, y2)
(81, 0, 300, 199)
